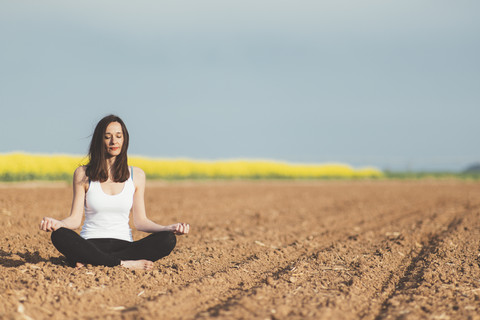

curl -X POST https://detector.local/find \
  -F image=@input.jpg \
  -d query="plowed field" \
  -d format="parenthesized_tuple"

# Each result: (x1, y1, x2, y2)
(1, 181, 479, 319)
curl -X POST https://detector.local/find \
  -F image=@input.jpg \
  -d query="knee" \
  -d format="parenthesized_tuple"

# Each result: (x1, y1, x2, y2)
(154, 231, 176, 253)
(51, 227, 63, 242)
(50, 227, 70, 246)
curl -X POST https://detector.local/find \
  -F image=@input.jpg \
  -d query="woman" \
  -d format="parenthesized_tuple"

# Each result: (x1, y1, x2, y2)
(39, 115, 189, 270)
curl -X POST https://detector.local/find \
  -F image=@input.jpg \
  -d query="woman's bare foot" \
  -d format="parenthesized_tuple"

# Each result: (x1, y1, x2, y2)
(76, 262, 85, 268)
(120, 260, 154, 270)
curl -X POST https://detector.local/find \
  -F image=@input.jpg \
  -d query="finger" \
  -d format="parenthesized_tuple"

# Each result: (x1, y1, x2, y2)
(177, 224, 185, 235)
(173, 224, 180, 234)
(42, 218, 51, 231)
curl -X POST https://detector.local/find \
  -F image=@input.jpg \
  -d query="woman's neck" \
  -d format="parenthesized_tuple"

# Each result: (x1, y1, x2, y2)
(106, 157, 116, 180)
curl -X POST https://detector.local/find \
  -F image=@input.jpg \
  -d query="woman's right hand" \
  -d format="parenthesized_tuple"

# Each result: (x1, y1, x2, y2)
(39, 217, 64, 232)
(170, 223, 190, 235)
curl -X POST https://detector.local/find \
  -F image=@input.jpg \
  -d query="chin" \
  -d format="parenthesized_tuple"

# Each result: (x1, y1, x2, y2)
(107, 151, 121, 157)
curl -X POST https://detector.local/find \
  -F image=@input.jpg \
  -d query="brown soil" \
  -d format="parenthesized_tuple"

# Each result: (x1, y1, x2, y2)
(1, 180, 479, 319)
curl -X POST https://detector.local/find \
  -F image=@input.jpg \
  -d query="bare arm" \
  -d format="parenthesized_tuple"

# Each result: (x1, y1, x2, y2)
(131, 167, 189, 235)
(39, 166, 87, 232)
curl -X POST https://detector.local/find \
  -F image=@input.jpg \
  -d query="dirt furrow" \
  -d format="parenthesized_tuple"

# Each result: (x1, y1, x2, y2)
(352, 206, 468, 319)
(373, 216, 463, 320)
(186, 206, 437, 319)
(204, 204, 467, 319)
(373, 209, 480, 320)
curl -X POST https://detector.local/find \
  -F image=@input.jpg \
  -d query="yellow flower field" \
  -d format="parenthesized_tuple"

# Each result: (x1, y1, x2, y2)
(0, 153, 383, 181)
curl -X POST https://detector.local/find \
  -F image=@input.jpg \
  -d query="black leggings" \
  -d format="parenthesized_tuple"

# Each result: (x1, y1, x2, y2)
(51, 227, 176, 267)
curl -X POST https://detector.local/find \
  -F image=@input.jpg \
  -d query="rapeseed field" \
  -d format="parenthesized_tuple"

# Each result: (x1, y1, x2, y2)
(0, 153, 383, 181)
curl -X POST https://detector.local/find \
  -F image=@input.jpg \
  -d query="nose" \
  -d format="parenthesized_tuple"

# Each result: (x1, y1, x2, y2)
(109, 137, 116, 145)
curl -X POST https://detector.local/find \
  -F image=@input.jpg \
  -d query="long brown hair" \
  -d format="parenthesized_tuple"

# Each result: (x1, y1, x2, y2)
(85, 115, 130, 182)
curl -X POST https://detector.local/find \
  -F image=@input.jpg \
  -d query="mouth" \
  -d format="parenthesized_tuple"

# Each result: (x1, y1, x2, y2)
(109, 147, 120, 151)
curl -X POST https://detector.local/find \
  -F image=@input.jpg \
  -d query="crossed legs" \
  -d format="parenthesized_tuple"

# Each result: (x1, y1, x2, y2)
(51, 228, 176, 269)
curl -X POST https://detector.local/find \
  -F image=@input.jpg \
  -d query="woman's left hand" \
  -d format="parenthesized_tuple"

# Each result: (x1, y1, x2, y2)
(171, 223, 190, 235)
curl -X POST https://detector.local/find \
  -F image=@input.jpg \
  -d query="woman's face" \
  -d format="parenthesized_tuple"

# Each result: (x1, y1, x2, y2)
(104, 122, 124, 157)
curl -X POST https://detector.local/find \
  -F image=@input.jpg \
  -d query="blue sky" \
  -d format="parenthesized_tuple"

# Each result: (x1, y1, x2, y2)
(1, 0, 479, 171)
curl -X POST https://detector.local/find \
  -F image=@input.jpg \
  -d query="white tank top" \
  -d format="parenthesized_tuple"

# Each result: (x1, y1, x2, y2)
(80, 172, 135, 242)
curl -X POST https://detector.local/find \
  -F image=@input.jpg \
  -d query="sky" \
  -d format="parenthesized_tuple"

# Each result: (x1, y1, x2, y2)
(1, 0, 479, 171)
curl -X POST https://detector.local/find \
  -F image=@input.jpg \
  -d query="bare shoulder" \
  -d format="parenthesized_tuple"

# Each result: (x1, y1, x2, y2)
(73, 166, 87, 181)
(131, 167, 146, 186)
(73, 166, 89, 191)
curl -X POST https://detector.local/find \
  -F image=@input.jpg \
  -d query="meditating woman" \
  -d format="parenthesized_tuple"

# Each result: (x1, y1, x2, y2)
(39, 114, 189, 270)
